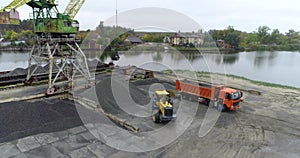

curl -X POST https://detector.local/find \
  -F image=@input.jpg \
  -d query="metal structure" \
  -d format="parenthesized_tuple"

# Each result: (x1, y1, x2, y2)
(25, 36, 92, 95)
(64, 0, 86, 19)
(27, 0, 80, 36)
(1, 0, 92, 95)
(0, 0, 31, 12)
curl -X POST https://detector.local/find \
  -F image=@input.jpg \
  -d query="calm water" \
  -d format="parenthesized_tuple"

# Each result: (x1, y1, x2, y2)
(113, 51, 300, 88)
(0, 52, 29, 71)
(0, 50, 299, 88)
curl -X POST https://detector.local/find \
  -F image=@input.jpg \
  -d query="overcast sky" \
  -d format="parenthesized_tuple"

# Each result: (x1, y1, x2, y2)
(2, 0, 300, 33)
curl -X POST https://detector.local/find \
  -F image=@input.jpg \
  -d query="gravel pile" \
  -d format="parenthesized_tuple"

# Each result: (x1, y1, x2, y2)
(95, 78, 150, 115)
(1, 65, 46, 77)
(5, 68, 27, 76)
(0, 59, 106, 78)
(132, 78, 175, 88)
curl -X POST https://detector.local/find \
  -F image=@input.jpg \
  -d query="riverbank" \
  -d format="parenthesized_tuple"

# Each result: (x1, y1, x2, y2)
(243, 44, 300, 52)
(172, 46, 238, 53)
(162, 70, 300, 90)
(2, 44, 300, 54)
(113, 43, 240, 54)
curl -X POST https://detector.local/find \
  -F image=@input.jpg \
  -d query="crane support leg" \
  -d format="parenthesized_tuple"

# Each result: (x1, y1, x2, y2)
(25, 36, 94, 95)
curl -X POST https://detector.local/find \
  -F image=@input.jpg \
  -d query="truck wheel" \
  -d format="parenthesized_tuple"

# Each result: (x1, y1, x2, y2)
(205, 99, 210, 106)
(152, 112, 160, 123)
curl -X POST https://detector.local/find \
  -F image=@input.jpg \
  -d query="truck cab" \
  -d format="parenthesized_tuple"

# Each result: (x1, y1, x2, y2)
(218, 88, 243, 111)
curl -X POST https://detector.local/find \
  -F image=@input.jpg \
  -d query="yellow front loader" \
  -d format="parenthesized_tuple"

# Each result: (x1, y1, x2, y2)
(152, 90, 176, 123)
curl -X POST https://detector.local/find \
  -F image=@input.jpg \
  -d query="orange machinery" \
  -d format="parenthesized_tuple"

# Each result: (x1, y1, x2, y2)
(175, 79, 243, 112)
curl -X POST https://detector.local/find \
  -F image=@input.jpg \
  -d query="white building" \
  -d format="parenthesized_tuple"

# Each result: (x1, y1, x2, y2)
(169, 33, 204, 47)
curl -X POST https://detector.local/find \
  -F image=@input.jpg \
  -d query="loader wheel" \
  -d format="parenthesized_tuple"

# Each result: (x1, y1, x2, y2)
(152, 112, 161, 123)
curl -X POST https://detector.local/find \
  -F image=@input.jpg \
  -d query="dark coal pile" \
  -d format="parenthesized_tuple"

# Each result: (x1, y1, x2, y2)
(87, 59, 108, 72)
(4, 68, 27, 76)
(132, 78, 176, 91)
(95, 78, 151, 115)
(1, 65, 46, 77)
(0, 99, 83, 143)
(0, 59, 107, 78)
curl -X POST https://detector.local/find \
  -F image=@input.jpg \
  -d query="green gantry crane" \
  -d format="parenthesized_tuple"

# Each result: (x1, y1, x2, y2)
(1, 0, 86, 36)
(1, 0, 93, 95)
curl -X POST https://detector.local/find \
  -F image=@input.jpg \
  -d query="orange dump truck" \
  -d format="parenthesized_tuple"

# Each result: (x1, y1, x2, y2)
(175, 79, 243, 112)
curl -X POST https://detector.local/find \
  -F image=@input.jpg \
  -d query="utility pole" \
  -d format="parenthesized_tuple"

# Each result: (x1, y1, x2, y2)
(115, 0, 118, 27)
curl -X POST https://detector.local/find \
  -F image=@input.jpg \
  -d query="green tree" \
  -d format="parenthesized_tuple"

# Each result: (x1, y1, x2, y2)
(270, 29, 281, 44)
(209, 30, 218, 40)
(210, 26, 241, 48)
(257, 26, 270, 44)
(227, 25, 235, 32)
(278, 34, 288, 45)
(20, 30, 34, 46)
(20, 19, 33, 31)
(285, 29, 299, 44)
(141, 34, 152, 42)
(225, 32, 240, 48)
(246, 33, 258, 44)
(4, 30, 19, 42)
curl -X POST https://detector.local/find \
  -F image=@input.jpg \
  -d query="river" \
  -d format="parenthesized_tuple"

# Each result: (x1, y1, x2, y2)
(0, 50, 299, 88)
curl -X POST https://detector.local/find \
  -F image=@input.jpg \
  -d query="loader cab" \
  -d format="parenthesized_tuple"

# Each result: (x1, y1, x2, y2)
(154, 90, 173, 105)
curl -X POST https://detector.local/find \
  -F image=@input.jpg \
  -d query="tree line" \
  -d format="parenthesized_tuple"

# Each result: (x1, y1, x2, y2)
(2, 20, 300, 52)
(210, 26, 300, 51)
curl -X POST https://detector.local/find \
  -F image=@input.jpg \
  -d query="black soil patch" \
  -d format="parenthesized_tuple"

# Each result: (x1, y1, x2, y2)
(0, 99, 83, 143)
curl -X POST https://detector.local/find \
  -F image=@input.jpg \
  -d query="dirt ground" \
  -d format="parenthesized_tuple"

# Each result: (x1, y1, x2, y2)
(149, 72, 300, 158)
(87, 71, 300, 158)
(0, 69, 299, 157)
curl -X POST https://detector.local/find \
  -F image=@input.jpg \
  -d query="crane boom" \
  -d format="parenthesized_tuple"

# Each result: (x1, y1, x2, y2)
(63, 0, 86, 19)
(0, 0, 56, 12)
(0, 0, 31, 12)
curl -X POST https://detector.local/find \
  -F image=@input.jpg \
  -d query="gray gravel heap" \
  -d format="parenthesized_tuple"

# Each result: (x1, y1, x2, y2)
(95, 78, 150, 115)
